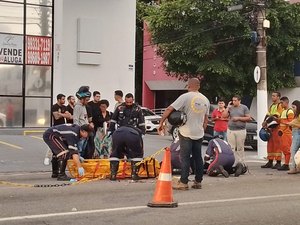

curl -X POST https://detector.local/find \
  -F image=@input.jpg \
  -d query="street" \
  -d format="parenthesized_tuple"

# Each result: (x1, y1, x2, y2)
(0, 133, 300, 225)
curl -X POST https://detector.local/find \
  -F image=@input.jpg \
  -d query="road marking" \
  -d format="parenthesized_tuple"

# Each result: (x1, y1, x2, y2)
(1, 193, 300, 222)
(0, 141, 22, 150)
(30, 136, 43, 140)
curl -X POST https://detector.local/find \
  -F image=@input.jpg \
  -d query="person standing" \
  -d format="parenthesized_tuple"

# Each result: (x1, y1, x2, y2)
(66, 95, 75, 124)
(87, 91, 101, 126)
(94, 99, 112, 132)
(113, 90, 124, 112)
(277, 97, 294, 171)
(51, 94, 71, 126)
(108, 93, 145, 181)
(287, 100, 300, 174)
(222, 95, 251, 167)
(73, 86, 95, 159)
(211, 99, 228, 141)
(158, 78, 210, 190)
(261, 91, 283, 169)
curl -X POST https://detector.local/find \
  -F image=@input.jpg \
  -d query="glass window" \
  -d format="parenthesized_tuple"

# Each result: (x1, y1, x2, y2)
(26, 0, 52, 6)
(0, 64, 23, 95)
(0, 2, 24, 34)
(25, 97, 50, 127)
(0, 0, 24, 2)
(26, 5, 52, 36)
(25, 65, 51, 97)
(0, 97, 23, 127)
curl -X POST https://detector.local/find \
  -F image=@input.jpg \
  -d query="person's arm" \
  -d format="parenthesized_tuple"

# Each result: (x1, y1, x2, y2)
(222, 102, 231, 119)
(232, 114, 252, 122)
(138, 107, 146, 135)
(108, 106, 120, 132)
(203, 114, 208, 131)
(157, 106, 175, 134)
(211, 109, 219, 121)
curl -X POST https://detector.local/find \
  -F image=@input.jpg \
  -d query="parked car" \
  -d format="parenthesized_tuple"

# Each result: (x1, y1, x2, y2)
(141, 107, 161, 132)
(169, 104, 258, 150)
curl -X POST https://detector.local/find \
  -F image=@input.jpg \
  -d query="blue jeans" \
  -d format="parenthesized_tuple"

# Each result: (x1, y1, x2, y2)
(291, 128, 300, 168)
(213, 131, 227, 141)
(179, 133, 203, 184)
(77, 139, 87, 157)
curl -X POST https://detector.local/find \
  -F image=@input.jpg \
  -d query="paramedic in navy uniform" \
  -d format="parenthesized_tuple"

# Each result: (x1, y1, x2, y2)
(107, 93, 145, 181)
(43, 124, 91, 181)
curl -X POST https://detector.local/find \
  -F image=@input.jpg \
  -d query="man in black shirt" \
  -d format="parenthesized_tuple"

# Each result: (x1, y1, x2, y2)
(108, 93, 145, 181)
(87, 91, 101, 126)
(51, 94, 71, 126)
(66, 95, 75, 124)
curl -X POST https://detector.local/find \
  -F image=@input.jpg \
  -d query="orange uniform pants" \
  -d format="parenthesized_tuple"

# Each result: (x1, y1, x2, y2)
(267, 127, 282, 161)
(279, 128, 292, 165)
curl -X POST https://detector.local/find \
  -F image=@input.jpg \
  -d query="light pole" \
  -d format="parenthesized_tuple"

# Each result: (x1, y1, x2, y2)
(256, 0, 268, 159)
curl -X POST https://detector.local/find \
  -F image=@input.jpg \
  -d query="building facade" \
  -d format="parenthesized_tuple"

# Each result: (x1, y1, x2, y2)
(0, 0, 136, 128)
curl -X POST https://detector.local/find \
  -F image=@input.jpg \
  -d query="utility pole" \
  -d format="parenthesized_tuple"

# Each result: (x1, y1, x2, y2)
(256, 0, 268, 159)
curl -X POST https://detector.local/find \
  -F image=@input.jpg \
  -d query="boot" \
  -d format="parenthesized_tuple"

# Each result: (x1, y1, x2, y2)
(218, 165, 229, 178)
(51, 157, 59, 178)
(57, 160, 70, 181)
(131, 161, 141, 181)
(277, 164, 289, 171)
(272, 161, 281, 169)
(261, 160, 273, 168)
(110, 161, 119, 181)
(234, 163, 243, 177)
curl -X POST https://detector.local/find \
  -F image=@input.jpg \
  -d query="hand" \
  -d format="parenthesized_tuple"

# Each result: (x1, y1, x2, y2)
(78, 167, 85, 177)
(79, 156, 85, 162)
(107, 131, 112, 137)
(232, 117, 239, 122)
(227, 101, 232, 108)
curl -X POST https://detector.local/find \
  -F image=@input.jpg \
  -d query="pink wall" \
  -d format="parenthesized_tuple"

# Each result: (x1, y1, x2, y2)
(142, 22, 178, 109)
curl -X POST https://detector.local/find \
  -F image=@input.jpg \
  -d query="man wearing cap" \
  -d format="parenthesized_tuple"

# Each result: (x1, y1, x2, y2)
(43, 124, 91, 181)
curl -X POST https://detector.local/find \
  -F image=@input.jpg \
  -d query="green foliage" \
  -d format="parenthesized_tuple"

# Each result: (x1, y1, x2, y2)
(144, 0, 300, 101)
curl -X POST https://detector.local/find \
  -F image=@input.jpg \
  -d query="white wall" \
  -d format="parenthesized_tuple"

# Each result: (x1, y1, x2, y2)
(250, 87, 300, 120)
(54, 0, 136, 111)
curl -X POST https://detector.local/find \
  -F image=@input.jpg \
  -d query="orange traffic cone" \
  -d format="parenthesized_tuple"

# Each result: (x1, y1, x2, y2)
(147, 147, 178, 208)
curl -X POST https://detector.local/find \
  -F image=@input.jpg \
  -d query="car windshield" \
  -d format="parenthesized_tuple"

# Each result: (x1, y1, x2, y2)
(142, 108, 156, 116)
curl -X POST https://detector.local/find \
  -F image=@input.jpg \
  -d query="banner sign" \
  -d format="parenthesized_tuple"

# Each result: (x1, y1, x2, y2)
(0, 33, 23, 64)
(26, 35, 52, 65)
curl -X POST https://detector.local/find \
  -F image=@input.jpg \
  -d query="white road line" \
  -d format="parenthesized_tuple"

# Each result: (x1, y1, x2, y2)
(30, 136, 43, 140)
(1, 193, 300, 222)
(0, 141, 22, 150)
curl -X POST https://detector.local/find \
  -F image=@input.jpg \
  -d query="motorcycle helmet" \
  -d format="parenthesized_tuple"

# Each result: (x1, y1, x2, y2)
(259, 128, 271, 142)
(76, 86, 91, 99)
(168, 111, 187, 126)
(265, 116, 279, 129)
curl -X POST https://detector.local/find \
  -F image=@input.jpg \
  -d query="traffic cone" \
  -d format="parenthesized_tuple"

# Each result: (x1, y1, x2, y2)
(147, 147, 178, 208)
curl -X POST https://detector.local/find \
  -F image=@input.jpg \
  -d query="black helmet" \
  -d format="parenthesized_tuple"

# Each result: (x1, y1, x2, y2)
(265, 116, 279, 128)
(76, 86, 91, 99)
(168, 111, 187, 126)
(259, 128, 271, 142)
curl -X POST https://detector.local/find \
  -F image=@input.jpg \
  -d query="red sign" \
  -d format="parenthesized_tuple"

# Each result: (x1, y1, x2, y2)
(26, 36, 52, 65)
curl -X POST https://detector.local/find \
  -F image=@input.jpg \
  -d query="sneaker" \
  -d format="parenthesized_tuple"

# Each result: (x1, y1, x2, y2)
(272, 162, 281, 169)
(172, 180, 188, 190)
(261, 161, 273, 168)
(43, 157, 50, 166)
(277, 164, 289, 171)
(219, 165, 229, 178)
(234, 163, 243, 177)
(191, 180, 202, 189)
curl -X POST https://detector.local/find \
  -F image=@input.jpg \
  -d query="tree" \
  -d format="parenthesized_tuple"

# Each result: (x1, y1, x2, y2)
(145, 0, 300, 101)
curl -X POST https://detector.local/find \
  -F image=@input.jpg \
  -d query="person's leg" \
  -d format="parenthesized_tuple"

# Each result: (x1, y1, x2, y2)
(178, 133, 192, 185)
(278, 132, 292, 170)
(227, 129, 237, 165)
(289, 129, 300, 172)
(235, 129, 247, 164)
(109, 130, 124, 181)
(191, 138, 204, 183)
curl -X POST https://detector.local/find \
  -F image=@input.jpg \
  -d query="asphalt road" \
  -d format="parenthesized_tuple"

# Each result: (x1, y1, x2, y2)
(0, 133, 300, 225)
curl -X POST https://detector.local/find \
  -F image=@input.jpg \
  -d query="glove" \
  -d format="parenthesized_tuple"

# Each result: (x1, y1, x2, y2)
(107, 131, 112, 137)
(79, 156, 85, 162)
(78, 167, 85, 177)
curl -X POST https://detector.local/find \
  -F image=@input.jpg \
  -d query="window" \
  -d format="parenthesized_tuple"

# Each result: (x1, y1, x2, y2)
(0, 65, 23, 95)
(0, 2, 23, 34)
(26, 5, 52, 36)
(25, 65, 51, 97)
(25, 97, 50, 127)
(26, 0, 52, 6)
(0, 96, 23, 127)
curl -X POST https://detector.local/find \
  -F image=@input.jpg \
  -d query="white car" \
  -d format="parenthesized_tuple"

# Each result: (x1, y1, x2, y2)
(141, 107, 161, 132)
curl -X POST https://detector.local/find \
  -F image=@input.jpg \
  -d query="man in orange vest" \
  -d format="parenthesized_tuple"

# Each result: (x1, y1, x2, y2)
(261, 91, 283, 169)
(277, 97, 294, 171)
